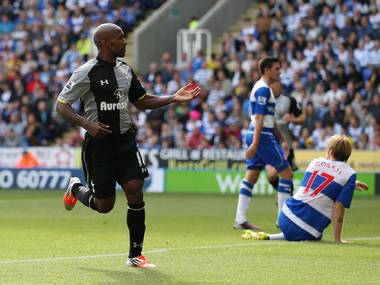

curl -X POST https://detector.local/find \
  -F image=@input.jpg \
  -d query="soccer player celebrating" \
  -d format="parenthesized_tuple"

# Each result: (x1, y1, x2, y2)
(56, 23, 200, 268)
(242, 135, 368, 242)
(234, 57, 293, 230)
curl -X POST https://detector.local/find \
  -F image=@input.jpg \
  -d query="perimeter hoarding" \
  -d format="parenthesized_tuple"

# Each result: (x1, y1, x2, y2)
(0, 168, 375, 196)
(0, 168, 165, 192)
(294, 151, 380, 174)
(0, 169, 84, 190)
(1, 148, 379, 173)
(0, 147, 378, 194)
(166, 170, 375, 196)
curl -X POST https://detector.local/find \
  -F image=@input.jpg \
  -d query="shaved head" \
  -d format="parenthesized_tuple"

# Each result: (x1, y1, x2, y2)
(93, 23, 123, 49)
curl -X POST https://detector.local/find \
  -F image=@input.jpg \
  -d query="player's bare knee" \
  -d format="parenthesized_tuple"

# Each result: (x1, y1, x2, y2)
(267, 172, 278, 183)
(279, 167, 293, 180)
(245, 177, 258, 184)
(126, 191, 143, 205)
(245, 171, 259, 184)
(122, 180, 144, 203)
(95, 196, 115, 213)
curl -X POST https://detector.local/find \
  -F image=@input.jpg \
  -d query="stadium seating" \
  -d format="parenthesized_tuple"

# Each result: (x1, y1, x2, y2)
(1, 1, 379, 150)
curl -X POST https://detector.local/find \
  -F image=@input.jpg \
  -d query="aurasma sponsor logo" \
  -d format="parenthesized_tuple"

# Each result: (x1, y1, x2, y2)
(100, 101, 127, 111)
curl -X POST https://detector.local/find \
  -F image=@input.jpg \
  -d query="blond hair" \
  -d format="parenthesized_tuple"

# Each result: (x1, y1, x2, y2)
(327, 135, 352, 162)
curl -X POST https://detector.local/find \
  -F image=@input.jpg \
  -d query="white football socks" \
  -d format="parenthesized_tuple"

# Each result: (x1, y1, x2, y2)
(235, 179, 254, 224)
(277, 178, 292, 221)
(268, 233, 285, 240)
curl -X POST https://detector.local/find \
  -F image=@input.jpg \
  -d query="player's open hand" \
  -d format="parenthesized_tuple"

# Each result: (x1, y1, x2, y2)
(355, 180, 369, 191)
(85, 121, 112, 138)
(173, 83, 201, 102)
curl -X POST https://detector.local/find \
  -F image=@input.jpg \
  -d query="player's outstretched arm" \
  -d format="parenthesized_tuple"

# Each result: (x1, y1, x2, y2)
(133, 84, 200, 110)
(333, 201, 349, 243)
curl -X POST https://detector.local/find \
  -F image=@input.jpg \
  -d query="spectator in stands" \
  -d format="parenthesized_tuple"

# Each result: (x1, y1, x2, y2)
(1, 0, 380, 151)
(16, 150, 40, 168)
(188, 16, 199, 30)
(194, 61, 213, 88)
(244, 33, 261, 53)
(207, 80, 226, 107)
(240, 18, 256, 40)
(370, 95, 380, 123)
(186, 126, 206, 149)
(0, 1, 166, 148)
(167, 70, 185, 95)
(324, 80, 345, 105)
(322, 101, 344, 128)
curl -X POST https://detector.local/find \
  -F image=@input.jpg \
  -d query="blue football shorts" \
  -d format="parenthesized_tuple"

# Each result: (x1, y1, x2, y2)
(278, 210, 321, 241)
(245, 131, 290, 172)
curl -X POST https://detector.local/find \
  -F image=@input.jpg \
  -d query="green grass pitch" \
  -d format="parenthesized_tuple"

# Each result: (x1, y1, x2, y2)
(0, 190, 379, 285)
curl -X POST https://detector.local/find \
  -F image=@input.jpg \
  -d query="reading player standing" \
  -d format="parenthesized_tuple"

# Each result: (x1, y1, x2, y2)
(56, 23, 200, 268)
(234, 57, 293, 230)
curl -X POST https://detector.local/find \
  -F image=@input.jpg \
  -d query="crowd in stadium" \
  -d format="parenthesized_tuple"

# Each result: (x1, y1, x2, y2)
(0, 0, 164, 147)
(1, 0, 380, 151)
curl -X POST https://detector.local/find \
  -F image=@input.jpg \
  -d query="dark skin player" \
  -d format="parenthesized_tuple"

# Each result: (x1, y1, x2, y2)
(56, 23, 200, 213)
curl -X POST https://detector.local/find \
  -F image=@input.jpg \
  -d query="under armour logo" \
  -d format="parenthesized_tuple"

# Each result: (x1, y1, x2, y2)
(100, 79, 109, 85)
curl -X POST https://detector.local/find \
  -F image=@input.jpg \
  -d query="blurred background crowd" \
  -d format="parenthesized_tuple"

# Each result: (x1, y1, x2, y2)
(1, 0, 380, 151)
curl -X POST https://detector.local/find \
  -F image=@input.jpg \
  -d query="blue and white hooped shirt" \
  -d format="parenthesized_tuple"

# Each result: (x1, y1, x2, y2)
(283, 158, 356, 239)
(249, 78, 276, 133)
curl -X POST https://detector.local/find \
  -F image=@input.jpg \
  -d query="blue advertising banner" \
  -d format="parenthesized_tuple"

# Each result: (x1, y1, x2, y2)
(0, 168, 85, 190)
(0, 168, 165, 192)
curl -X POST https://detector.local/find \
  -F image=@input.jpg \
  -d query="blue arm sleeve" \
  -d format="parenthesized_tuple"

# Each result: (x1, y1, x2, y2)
(336, 173, 356, 208)
(253, 87, 271, 115)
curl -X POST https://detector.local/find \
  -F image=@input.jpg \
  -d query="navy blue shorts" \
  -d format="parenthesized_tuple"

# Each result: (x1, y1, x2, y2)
(278, 211, 321, 241)
(245, 131, 289, 173)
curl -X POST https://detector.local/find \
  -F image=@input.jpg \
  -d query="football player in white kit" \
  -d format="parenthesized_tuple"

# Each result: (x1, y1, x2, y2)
(242, 135, 368, 242)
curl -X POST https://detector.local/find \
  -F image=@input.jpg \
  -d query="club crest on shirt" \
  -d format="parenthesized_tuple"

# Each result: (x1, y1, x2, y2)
(257, 96, 267, 105)
(114, 88, 123, 100)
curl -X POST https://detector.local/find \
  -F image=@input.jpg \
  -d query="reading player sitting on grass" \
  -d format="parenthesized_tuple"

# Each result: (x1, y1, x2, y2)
(241, 135, 368, 243)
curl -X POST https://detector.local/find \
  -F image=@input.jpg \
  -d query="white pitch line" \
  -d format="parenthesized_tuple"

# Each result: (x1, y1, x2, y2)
(0, 236, 378, 265)
(0, 242, 283, 265)
(350, 236, 380, 241)
(0, 249, 169, 265)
